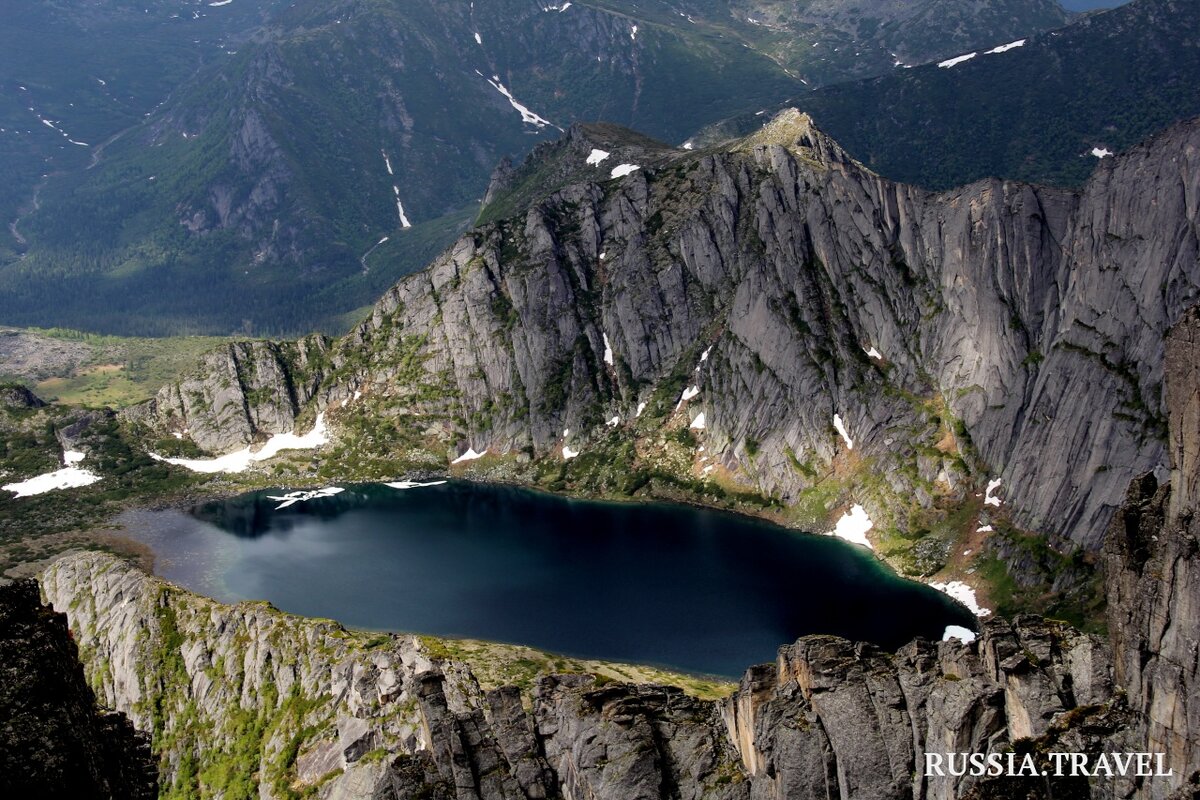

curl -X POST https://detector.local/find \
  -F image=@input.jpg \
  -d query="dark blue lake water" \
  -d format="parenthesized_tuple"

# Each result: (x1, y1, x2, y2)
(119, 481, 975, 678)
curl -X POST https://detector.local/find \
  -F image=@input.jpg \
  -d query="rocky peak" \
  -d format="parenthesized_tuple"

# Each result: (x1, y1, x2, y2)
(737, 108, 862, 171)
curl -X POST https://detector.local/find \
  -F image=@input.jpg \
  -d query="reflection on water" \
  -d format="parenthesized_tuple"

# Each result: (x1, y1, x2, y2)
(118, 481, 976, 678)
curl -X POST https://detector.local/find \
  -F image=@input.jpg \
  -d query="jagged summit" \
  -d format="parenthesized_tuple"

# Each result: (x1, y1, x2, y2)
(480, 110, 863, 225)
(735, 108, 867, 172)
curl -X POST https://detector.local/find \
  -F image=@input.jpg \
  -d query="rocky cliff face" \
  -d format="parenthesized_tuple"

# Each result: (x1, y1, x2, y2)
(1104, 306, 1200, 796)
(137, 111, 1200, 558)
(34, 552, 1133, 800)
(124, 336, 331, 452)
(0, 579, 157, 799)
(42, 300, 1200, 799)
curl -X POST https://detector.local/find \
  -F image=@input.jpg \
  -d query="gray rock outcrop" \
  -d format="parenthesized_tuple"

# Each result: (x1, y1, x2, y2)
(123, 335, 331, 451)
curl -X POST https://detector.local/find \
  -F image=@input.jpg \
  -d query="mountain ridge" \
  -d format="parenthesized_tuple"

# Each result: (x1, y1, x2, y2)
(692, 0, 1200, 190)
(0, 0, 1093, 335)
(116, 110, 1199, 619)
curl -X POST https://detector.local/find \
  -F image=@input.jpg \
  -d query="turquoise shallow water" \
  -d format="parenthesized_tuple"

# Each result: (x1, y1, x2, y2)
(118, 481, 976, 677)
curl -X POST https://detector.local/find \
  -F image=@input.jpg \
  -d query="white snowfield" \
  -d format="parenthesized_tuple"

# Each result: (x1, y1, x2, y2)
(984, 478, 1003, 507)
(610, 163, 640, 179)
(386, 480, 448, 489)
(451, 448, 487, 465)
(938, 52, 977, 68)
(603, 333, 614, 365)
(391, 186, 412, 228)
(267, 487, 345, 510)
(562, 445, 580, 460)
(680, 385, 700, 402)
(863, 345, 883, 360)
(587, 148, 611, 166)
(833, 413, 854, 449)
(1091, 147, 1114, 158)
(690, 412, 707, 430)
(481, 73, 555, 128)
(929, 580, 992, 617)
(985, 39, 1025, 54)
(829, 504, 874, 549)
(151, 414, 329, 474)
(942, 625, 977, 644)
(3, 449, 102, 497)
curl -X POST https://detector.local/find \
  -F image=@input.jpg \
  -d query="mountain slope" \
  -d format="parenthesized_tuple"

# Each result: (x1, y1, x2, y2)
(124, 111, 1200, 600)
(0, 0, 290, 262)
(0, 0, 1085, 335)
(695, 0, 1200, 189)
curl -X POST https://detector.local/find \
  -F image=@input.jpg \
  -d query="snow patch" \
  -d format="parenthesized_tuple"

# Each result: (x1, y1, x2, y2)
(1091, 147, 1113, 159)
(606, 416, 620, 427)
(942, 625, 977, 644)
(266, 486, 344, 510)
(4, 467, 101, 497)
(984, 478, 1003, 507)
(863, 345, 883, 360)
(636, 402, 647, 418)
(603, 333, 614, 365)
(681, 141, 694, 150)
(938, 52, 977, 68)
(680, 385, 700, 402)
(829, 504, 873, 549)
(562, 445, 580, 460)
(610, 163, 640, 179)
(386, 480, 448, 490)
(630, 24, 638, 41)
(152, 414, 329, 473)
(451, 448, 487, 465)
(208, 0, 233, 6)
(690, 412, 706, 430)
(977, 524, 994, 533)
(4, 449, 100, 497)
(985, 39, 1025, 54)
(474, 32, 482, 44)
(833, 414, 854, 449)
(483, 75, 556, 129)
(391, 186, 412, 228)
(586, 148, 610, 166)
(929, 581, 992, 617)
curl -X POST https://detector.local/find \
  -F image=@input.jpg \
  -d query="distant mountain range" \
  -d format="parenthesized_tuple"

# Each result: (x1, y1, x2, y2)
(699, 0, 1199, 190)
(0, 0, 1120, 336)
